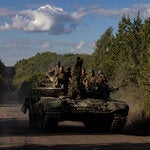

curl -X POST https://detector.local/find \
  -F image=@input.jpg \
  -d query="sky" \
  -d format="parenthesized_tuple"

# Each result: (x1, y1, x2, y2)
(0, 0, 150, 66)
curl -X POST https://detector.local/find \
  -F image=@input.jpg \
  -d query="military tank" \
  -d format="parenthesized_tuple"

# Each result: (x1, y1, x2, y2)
(21, 83, 129, 133)
(21, 57, 129, 133)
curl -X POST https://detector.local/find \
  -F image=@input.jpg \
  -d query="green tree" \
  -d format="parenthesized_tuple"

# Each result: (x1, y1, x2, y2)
(114, 14, 143, 85)
(92, 27, 115, 79)
(137, 18, 150, 114)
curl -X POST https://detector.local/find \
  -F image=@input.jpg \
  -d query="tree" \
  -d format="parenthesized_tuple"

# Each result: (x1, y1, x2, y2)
(114, 14, 143, 85)
(92, 27, 115, 79)
(137, 18, 150, 114)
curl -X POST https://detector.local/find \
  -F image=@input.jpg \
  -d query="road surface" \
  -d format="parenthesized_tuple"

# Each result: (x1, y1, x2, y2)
(0, 103, 150, 150)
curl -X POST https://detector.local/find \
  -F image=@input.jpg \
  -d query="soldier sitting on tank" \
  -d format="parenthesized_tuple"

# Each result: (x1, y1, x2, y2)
(46, 62, 61, 82)
(85, 69, 98, 97)
(96, 70, 111, 101)
(78, 68, 88, 98)
(46, 61, 64, 87)
(53, 66, 65, 88)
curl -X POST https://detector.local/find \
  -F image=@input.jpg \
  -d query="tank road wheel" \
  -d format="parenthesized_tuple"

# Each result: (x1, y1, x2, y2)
(110, 114, 127, 133)
(29, 112, 37, 129)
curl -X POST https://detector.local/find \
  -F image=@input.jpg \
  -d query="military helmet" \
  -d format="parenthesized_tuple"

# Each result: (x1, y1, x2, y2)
(90, 69, 94, 74)
(56, 62, 61, 65)
(66, 66, 71, 71)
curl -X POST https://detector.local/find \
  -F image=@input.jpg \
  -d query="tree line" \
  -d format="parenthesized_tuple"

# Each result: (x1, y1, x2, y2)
(92, 13, 150, 115)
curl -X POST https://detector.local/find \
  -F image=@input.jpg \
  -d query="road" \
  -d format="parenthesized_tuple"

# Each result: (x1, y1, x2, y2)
(0, 103, 150, 150)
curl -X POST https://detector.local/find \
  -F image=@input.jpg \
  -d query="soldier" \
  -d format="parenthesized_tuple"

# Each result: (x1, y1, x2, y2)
(97, 70, 108, 83)
(54, 66, 65, 88)
(46, 61, 63, 87)
(82, 69, 97, 98)
(68, 57, 83, 99)
(86, 69, 97, 90)
(96, 70, 110, 101)
(80, 68, 87, 85)
(53, 61, 62, 77)
(47, 62, 61, 76)
(46, 62, 61, 82)
(96, 70, 105, 86)
(64, 66, 72, 95)
(79, 68, 88, 98)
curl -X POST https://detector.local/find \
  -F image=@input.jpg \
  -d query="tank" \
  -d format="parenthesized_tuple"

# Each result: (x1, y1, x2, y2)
(21, 57, 129, 133)
(21, 83, 129, 133)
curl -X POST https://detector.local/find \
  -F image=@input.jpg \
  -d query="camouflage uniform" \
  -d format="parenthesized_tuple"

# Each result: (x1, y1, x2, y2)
(86, 70, 97, 91)
(78, 68, 87, 98)
(54, 66, 65, 88)
(46, 62, 62, 86)
(68, 57, 83, 99)
(96, 71, 110, 101)
(64, 67, 72, 95)
(80, 68, 87, 85)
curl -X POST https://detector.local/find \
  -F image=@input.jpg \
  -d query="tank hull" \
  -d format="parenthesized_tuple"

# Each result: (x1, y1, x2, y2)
(22, 96, 129, 133)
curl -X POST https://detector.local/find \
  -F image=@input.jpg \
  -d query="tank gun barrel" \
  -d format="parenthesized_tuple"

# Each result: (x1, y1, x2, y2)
(109, 85, 122, 92)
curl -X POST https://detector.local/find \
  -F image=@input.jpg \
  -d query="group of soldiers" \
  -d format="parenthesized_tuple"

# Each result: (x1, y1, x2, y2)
(46, 57, 113, 101)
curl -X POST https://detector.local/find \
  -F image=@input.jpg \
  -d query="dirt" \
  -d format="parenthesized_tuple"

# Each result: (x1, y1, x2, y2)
(0, 103, 150, 150)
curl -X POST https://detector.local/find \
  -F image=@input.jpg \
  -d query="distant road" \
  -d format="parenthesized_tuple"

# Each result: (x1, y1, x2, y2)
(1, 66, 18, 104)
(0, 103, 150, 150)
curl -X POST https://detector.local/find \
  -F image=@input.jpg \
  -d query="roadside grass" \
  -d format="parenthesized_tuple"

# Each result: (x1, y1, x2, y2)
(111, 86, 150, 135)
(125, 111, 150, 135)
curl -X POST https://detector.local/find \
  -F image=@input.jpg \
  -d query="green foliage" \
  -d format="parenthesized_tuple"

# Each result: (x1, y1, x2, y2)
(92, 14, 150, 114)
(13, 52, 91, 89)
(115, 14, 143, 85)
(92, 27, 115, 79)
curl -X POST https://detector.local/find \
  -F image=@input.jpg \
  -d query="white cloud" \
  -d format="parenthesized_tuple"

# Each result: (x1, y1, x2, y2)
(71, 7, 88, 19)
(37, 4, 65, 14)
(70, 41, 88, 53)
(0, 23, 11, 31)
(12, 11, 53, 32)
(11, 4, 78, 34)
(0, 4, 150, 34)
(88, 4, 150, 18)
(42, 42, 53, 49)
(76, 41, 85, 50)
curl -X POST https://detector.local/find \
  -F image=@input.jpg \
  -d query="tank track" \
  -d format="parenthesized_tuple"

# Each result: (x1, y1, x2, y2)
(110, 113, 127, 133)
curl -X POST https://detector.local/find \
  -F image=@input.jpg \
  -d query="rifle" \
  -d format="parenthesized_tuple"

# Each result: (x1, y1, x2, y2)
(109, 85, 123, 92)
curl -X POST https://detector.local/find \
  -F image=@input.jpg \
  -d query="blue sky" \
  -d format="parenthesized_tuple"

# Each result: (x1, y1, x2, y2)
(0, 0, 150, 66)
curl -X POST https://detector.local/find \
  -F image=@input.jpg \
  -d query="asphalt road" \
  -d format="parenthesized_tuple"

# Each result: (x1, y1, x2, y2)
(0, 103, 150, 150)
